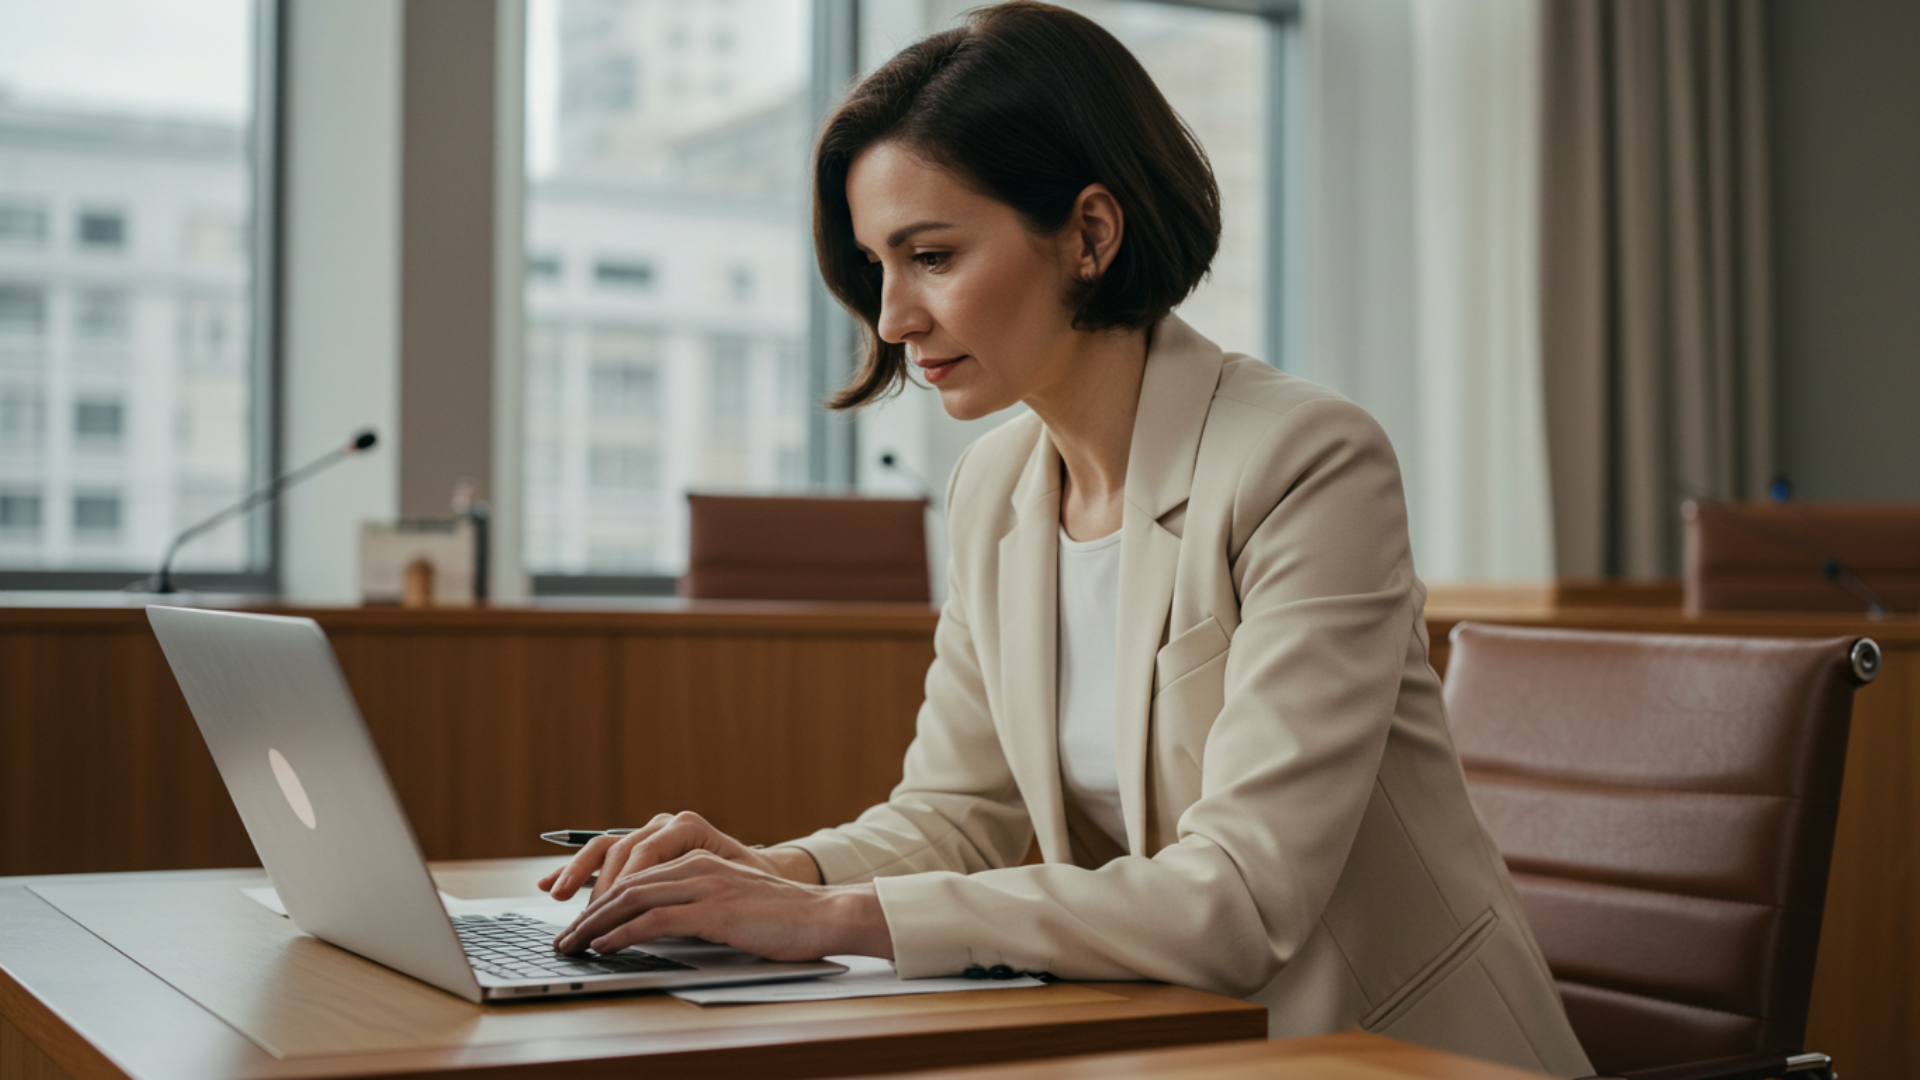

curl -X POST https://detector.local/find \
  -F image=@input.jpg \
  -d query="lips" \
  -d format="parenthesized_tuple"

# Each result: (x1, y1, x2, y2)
(918, 356, 966, 384)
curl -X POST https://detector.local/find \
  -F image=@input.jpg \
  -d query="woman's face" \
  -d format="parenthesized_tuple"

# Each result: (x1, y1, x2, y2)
(846, 142, 1086, 421)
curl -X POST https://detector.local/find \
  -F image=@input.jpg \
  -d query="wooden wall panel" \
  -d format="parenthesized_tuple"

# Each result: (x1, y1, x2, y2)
(330, 630, 625, 863)
(613, 633, 930, 847)
(0, 606, 937, 878)
(0, 625, 252, 875)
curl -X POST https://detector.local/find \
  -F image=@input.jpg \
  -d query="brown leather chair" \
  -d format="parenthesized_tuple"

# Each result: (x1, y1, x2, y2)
(680, 493, 930, 602)
(1443, 623, 1880, 1080)
(1684, 499, 1920, 614)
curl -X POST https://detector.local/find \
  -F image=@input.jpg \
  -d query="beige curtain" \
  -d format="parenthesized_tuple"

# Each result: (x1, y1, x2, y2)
(1540, 0, 1774, 578)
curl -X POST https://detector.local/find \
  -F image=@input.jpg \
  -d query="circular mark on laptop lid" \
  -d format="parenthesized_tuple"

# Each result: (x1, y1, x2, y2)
(268, 748, 318, 830)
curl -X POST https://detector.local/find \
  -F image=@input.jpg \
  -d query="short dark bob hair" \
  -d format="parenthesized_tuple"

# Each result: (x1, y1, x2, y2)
(814, 1, 1221, 410)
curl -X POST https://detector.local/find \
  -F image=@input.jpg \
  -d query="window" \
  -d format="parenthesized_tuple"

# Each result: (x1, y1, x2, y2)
(182, 212, 243, 261)
(522, 0, 1290, 591)
(588, 444, 660, 490)
(75, 289, 132, 340)
(593, 258, 655, 288)
(0, 0, 272, 585)
(525, 0, 812, 585)
(0, 387, 45, 447)
(0, 202, 48, 247)
(77, 209, 128, 250)
(0, 491, 41, 533)
(72, 492, 122, 536)
(74, 398, 126, 443)
(0, 284, 46, 337)
(177, 294, 240, 371)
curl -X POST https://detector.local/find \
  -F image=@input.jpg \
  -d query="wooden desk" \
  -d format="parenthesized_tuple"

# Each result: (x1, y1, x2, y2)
(870, 1031, 1549, 1079)
(6, 590, 1916, 1076)
(0, 858, 1264, 1080)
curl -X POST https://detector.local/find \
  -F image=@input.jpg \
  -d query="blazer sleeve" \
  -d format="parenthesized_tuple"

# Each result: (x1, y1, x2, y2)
(777, 445, 1036, 883)
(869, 398, 1418, 996)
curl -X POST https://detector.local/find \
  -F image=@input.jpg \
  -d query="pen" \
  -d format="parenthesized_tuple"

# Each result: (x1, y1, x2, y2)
(539, 828, 637, 848)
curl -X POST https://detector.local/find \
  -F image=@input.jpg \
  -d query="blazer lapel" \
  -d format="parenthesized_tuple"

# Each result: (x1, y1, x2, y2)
(1113, 316, 1225, 854)
(997, 428, 1071, 863)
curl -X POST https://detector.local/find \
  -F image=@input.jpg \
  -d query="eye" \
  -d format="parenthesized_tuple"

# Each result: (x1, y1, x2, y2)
(913, 251, 950, 270)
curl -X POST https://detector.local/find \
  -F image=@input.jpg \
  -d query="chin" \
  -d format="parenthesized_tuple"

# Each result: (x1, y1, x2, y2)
(935, 388, 1004, 423)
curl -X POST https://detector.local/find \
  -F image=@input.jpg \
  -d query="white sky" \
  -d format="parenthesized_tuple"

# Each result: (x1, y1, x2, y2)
(0, 0, 254, 120)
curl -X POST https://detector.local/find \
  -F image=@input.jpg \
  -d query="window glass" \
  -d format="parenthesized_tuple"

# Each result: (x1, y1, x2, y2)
(0, 203, 48, 247)
(0, 490, 42, 534)
(523, 0, 813, 579)
(77, 209, 128, 250)
(0, 0, 262, 574)
(0, 284, 47, 338)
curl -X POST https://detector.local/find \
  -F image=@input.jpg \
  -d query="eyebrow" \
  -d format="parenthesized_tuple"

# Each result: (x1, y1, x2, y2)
(885, 221, 954, 248)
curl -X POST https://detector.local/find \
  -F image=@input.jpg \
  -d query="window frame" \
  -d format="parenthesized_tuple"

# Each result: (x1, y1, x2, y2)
(0, 0, 285, 593)
(528, 0, 1298, 599)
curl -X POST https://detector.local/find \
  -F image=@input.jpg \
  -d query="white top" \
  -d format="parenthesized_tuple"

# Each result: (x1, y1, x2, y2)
(1056, 526, 1127, 851)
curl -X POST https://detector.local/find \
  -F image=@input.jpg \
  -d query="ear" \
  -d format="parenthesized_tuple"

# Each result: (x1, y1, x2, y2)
(1067, 183, 1125, 283)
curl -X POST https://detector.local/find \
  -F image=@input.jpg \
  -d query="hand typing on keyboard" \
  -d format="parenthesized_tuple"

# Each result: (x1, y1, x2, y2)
(538, 811, 892, 963)
(451, 911, 693, 980)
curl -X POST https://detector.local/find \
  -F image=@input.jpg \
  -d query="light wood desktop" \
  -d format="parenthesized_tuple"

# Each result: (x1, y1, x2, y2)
(872, 1031, 1550, 1079)
(0, 857, 1264, 1080)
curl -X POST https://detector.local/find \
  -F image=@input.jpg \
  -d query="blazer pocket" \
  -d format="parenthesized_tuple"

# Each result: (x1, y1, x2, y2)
(1154, 616, 1231, 696)
(1359, 907, 1500, 1033)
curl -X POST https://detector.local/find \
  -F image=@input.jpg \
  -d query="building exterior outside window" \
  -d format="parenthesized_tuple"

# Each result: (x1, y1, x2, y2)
(0, 0, 264, 578)
(524, 0, 811, 581)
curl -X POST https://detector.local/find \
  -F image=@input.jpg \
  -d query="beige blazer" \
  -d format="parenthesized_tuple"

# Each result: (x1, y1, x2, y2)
(786, 317, 1593, 1077)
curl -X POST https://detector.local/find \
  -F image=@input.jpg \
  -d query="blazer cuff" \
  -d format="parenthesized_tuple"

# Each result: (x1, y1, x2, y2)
(873, 871, 983, 979)
(773, 830, 879, 886)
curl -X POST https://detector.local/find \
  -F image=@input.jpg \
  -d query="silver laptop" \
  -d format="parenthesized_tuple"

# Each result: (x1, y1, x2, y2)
(147, 604, 846, 1003)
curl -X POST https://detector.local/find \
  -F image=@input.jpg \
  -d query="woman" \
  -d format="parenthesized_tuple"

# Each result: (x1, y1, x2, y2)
(541, 4, 1591, 1073)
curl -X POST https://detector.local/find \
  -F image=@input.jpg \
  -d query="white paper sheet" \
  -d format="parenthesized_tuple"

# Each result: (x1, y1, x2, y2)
(669, 955, 1045, 1004)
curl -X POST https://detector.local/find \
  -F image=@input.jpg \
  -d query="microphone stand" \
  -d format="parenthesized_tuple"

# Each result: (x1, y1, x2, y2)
(132, 430, 378, 595)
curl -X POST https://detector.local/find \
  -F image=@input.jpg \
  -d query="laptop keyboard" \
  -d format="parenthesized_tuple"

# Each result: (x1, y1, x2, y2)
(451, 911, 694, 981)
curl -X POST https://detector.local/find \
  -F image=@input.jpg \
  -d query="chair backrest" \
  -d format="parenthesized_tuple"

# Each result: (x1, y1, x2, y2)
(1443, 623, 1874, 1076)
(1684, 500, 1920, 613)
(681, 493, 930, 602)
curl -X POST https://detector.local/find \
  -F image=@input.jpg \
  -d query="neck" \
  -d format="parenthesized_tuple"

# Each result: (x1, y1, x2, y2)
(1024, 326, 1149, 541)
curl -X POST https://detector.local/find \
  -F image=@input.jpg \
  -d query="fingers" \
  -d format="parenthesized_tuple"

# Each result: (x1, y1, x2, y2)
(592, 812, 684, 901)
(556, 850, 739, 951)
(542, 833, 620, 901)
(583, 902, 704, 955)
(543, 811, 745, 902)
(546, 814, 669, 900)
(593, 811, 735, 902)
(556, 878, 710, 953)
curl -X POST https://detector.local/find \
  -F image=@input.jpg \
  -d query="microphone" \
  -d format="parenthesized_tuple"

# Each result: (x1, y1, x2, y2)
(132, 429, 379, 594)
(878, 449, 937, 510)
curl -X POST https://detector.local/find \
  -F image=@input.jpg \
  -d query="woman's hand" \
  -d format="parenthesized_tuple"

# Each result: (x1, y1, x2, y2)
(536, 811, 821, 903)
(551, 849, 893, 961)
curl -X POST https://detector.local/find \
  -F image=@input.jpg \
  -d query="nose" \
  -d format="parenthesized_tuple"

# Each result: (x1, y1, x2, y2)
(875, 270, 930, 345)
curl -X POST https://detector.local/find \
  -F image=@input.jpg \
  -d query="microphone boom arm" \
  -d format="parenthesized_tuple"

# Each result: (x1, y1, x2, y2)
(139, 430, 376, 594)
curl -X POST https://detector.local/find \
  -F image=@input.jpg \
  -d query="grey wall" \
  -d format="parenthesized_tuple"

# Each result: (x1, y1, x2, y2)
(400, 0, 498, 518)
(1769, 0, 1920, 500)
